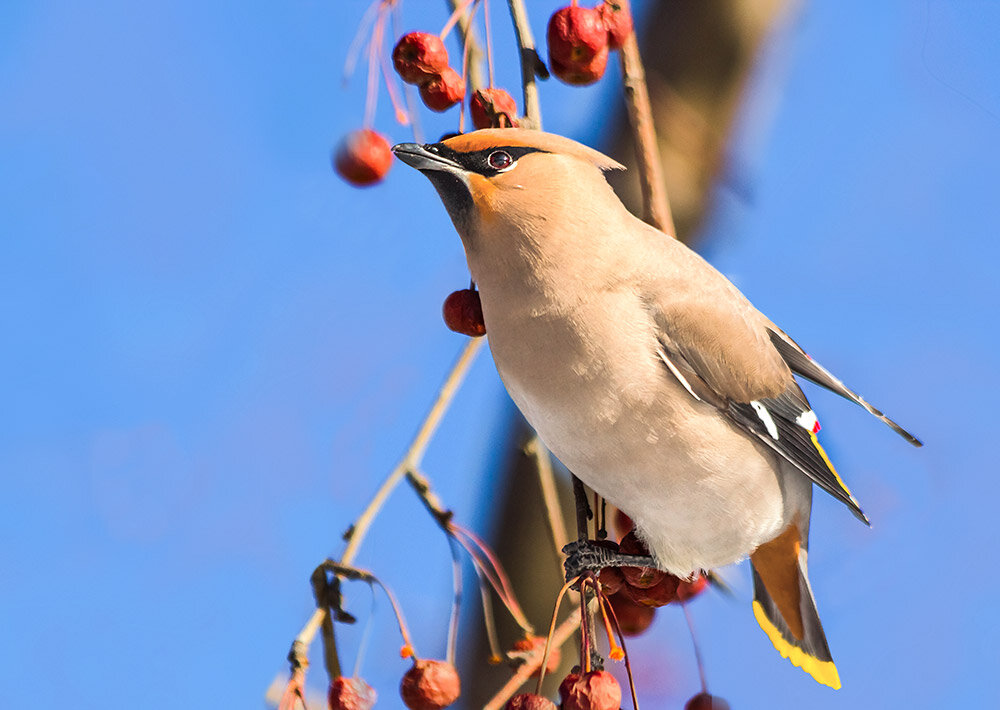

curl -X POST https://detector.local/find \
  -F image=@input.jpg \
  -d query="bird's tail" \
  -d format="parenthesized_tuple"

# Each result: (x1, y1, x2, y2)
(750, 530, 841, 689)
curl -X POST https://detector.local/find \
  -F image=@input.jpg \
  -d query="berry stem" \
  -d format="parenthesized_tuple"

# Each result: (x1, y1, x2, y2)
(601, 594, 641, 710)
(483, 0, 496, 88)
(683, 602, 709, 694)
(535, 575, 581, 694)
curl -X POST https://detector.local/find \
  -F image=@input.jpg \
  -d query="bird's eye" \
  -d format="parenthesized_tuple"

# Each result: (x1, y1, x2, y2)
(487, 150, 513, 171)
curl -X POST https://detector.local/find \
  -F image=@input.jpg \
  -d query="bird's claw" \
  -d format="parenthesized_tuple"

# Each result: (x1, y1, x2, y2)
(561, 540, 660, 582)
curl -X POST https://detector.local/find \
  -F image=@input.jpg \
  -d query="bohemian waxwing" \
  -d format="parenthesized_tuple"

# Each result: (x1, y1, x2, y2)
(393, 129, 921, 689)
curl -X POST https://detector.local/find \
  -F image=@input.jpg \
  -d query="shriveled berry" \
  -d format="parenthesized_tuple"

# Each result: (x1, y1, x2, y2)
(607, 590, 655, 636)
(419, 67, 465, 111)
(443, 289, 486, 337)
(510, 635, 560, 677)
(547, 5, 609, 85)
(550, 45, 608, 86)
(685, 692, 731, 710)
(328, 676, 377, 710)
(598, 1, 633, 49)
(334, 129, 393, 187)
(676, 573, 709, 603)
(598, 566, 625, 596)
(400, 659, 461, 710)
(470, 88, 518, 129)
(559, 669, 621, 710)
(505, 693, 557, 710)
(624, 572, 679, 607)
(618, 530, 664, 589)
(393, 32, 450, 84)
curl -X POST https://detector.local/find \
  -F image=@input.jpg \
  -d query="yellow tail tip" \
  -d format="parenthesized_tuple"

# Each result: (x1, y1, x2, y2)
(752, 601, 842, 689)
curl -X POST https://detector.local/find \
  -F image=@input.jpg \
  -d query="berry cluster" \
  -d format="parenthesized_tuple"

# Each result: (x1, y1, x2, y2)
(547, 1, 633, 85)
(333, 1, 634, 188)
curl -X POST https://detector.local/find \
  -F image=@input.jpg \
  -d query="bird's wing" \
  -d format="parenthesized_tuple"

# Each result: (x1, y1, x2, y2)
(766, 327, 923, 447)
(652, 298, 869, 523)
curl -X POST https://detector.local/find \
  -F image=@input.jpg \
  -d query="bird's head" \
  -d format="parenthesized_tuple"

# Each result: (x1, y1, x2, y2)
(392, 129, 627, 274)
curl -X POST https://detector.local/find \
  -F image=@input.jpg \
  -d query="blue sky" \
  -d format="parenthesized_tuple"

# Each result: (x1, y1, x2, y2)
(1, 1, 997, 708)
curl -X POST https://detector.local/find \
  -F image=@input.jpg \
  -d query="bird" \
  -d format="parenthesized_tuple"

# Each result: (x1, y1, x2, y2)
(392, 128, 921, 689)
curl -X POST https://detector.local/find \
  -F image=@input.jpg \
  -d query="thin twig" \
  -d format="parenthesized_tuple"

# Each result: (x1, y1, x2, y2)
(525, 436, 569, 560)
(447, 0, 486, 94)
(341, 337, 485, 566)
(572, 475, 592, 541)
(616, 0, 675, 235)
(506, 0, 545, 129)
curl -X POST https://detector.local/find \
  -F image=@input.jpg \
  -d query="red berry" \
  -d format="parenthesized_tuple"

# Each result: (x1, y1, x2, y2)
(328, 676, 377, 710)
(618, 530, 663, 589)
(559, 670, 621, 710)
(676, 573, 709, 603)
(510, 635, 561, 677)
(443, 289, 486, 337)
(334, 129, 393, 186)
(400, 659, 461, 710)
(613, 509, 634, 540)
(393, 32, 450, 85)
(607, 591, 655, 636)
(598, 1, 633, 49)
(685, 692, 731, 710)
(598, 566, 625, 596)
(505, 693, 557, 710)
(419, 67, 465, 112)
(623, 572, 679, 607)
(549, 45, 608, 86)
(469, 88, 519, 129)
(547, 6, 609, 85)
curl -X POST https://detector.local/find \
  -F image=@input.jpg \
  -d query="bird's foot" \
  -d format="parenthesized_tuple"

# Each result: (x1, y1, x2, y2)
(561, 539, 660, 582)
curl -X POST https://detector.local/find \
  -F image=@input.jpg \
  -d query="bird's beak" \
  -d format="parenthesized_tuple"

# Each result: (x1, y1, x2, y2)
(392, 143, 464, 173)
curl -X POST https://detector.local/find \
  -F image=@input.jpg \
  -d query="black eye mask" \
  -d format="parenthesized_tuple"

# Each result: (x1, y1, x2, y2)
(421, 143, 545, 177)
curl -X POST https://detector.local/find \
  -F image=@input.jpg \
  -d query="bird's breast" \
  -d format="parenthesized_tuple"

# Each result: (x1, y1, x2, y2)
(481, 287, 786, 574)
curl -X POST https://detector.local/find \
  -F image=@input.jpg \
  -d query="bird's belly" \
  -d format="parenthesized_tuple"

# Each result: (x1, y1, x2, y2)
(488, 315, 786, 575)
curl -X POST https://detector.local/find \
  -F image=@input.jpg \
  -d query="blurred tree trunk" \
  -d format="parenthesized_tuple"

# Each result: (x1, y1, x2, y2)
(461, 0, 793, 704)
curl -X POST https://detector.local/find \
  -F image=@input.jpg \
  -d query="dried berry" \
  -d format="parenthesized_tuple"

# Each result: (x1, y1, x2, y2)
(393, 32, 450, 84)
(328, 676, 377, 710)
(607, 590, 655, 636)
(548, 6, 608, 64)
(419, 68, 465, 111)
(685, 692, 731, 710)
(559, 669, 621, 710)
(549, 45, 608, 86)
(598, 1, 633, 49)
(443, 289, 486, 337)
(505, 693, 557, 710)
(469, 88, 519, 129)
(510, 635, 561, 677)
(618, 530, 664, 589)
(623, 572, 679, 607)
(334, 129, 393, 186)
(676, 573, 709, 603)
(598, 566, 625, 596)
(400, 659, 461, 710)
(547, 5, 609, 85)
